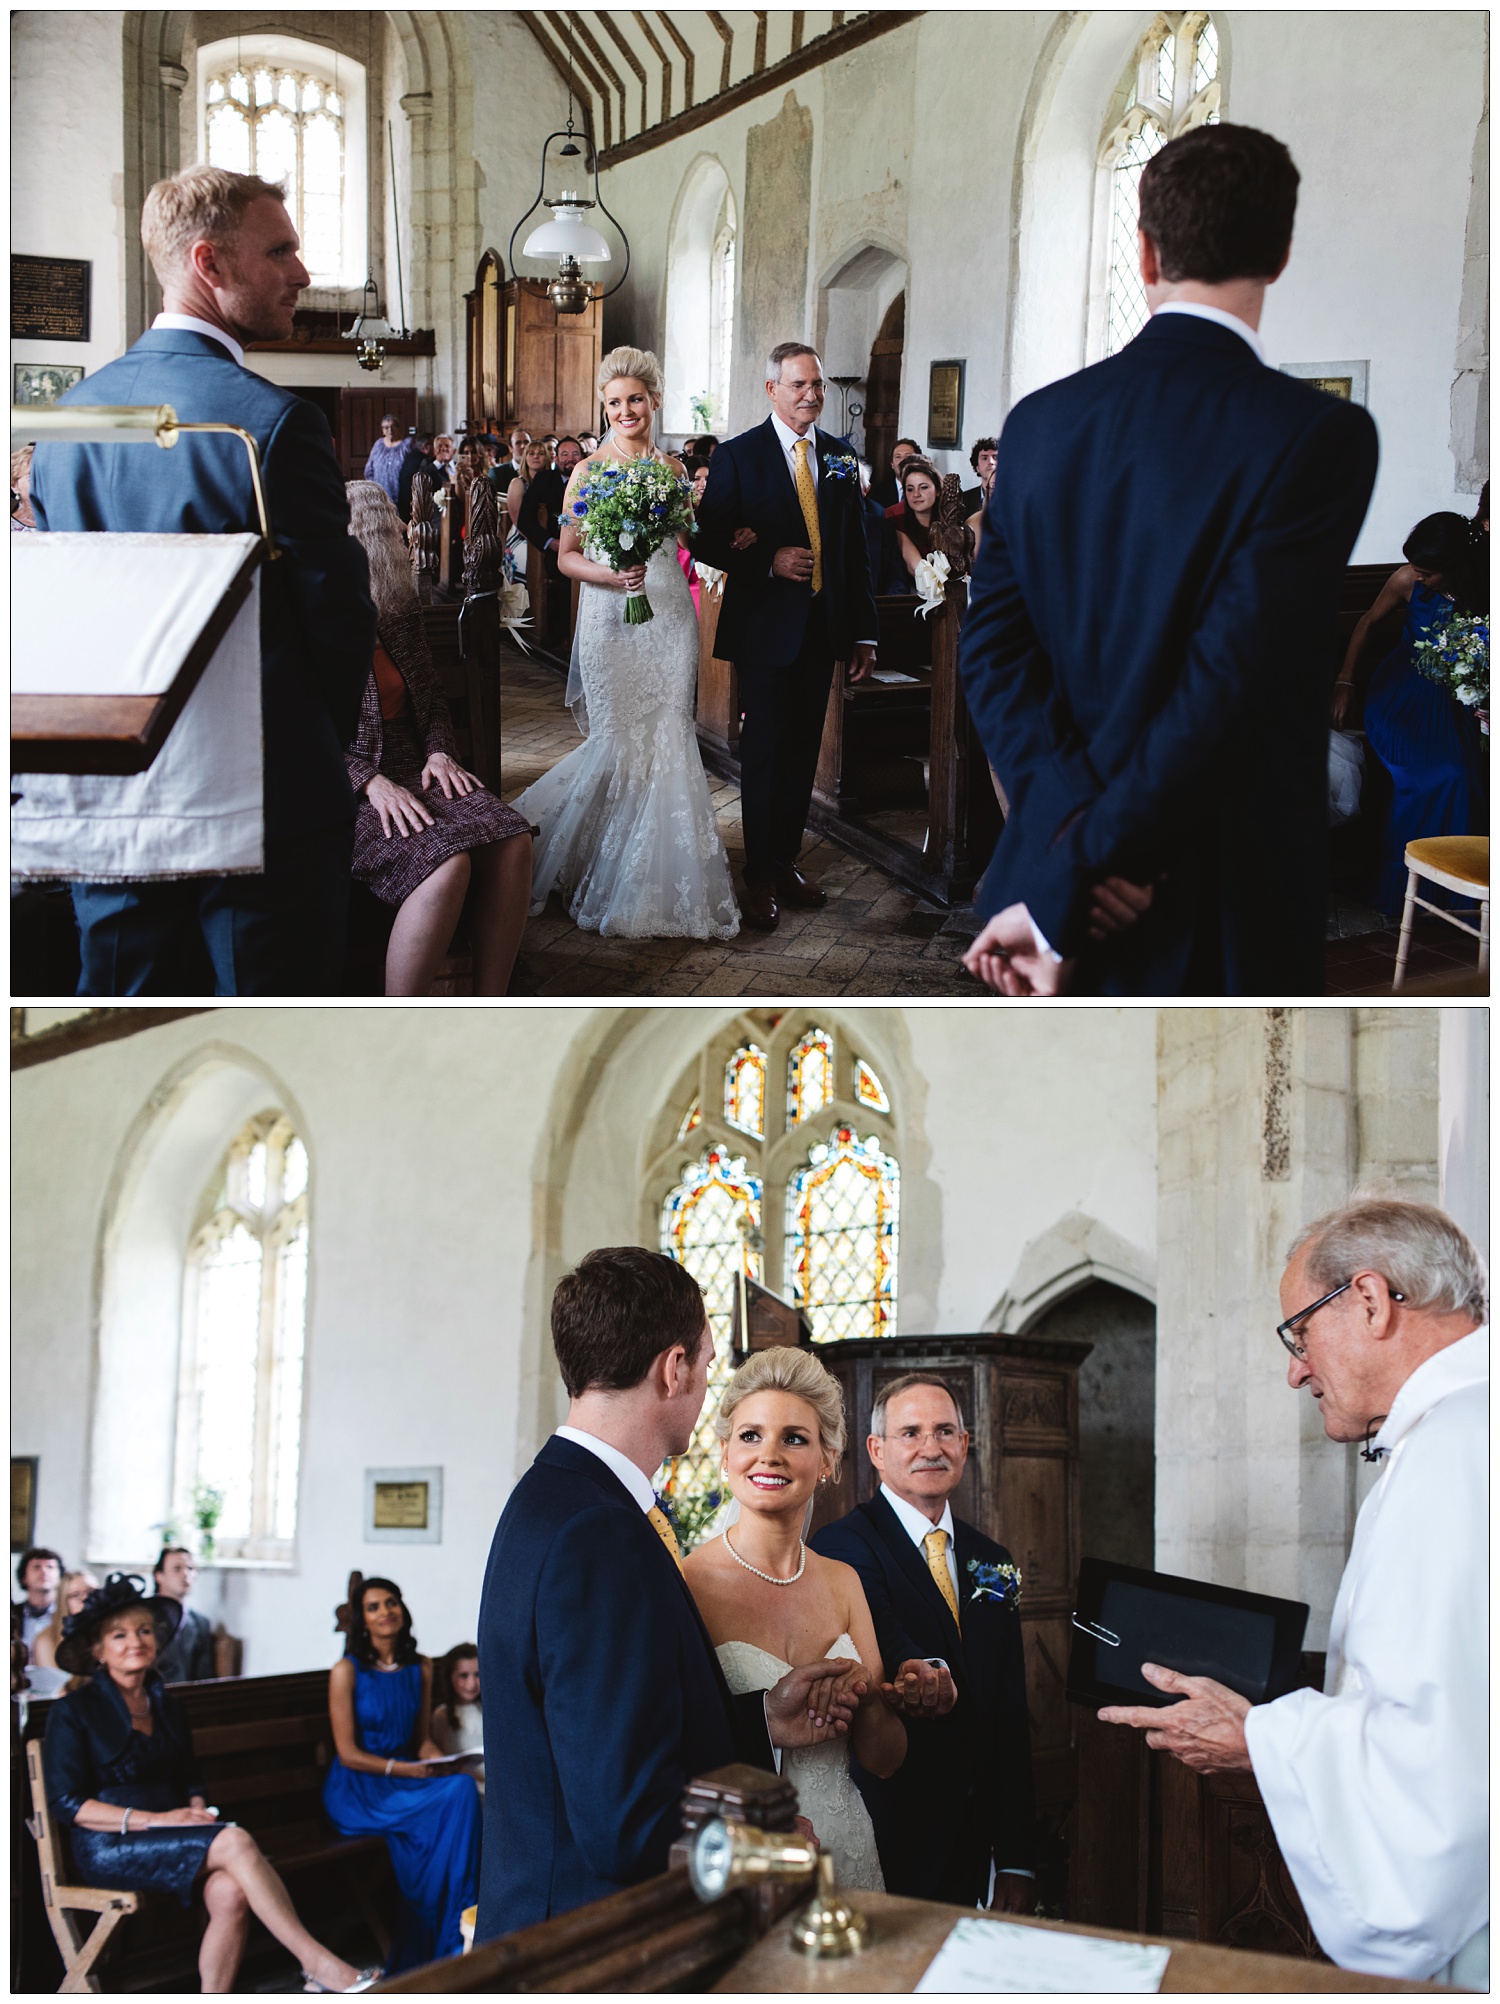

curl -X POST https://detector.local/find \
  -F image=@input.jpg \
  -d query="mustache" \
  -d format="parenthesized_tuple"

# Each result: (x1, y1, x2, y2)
(910, 1456, 952, 1469)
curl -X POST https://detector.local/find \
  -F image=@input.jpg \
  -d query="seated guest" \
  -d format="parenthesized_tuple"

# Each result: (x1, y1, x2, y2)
(490, 426, 530, 494)
(577, 429, 600, 454)
(396, 434, 435, 521)
(13, 1545, 63, 1658)
(432, 1643, 485, 1794)
(504, 440, 553, 571)
(429, 434, 456, 487)
(858, 459, 902, 594)
(44, 1574, 376, 1994)
(690, 461, 711, 507)
(541, 431, 560, 462)
(344, 481, 533, 995)
(892, 457, 953, 585)
(963, 435, 998, 521)
(1333, 508, 1489, 916)
(151, 1546, 216, 1683)
(11, 443, 36, 529)
(363, 413, 412, 510)
(324, 1576, 482, 1971)
(871, 436, 920, 511)
(516, 435, 584, 572)
(27, 1568, 100, 1695)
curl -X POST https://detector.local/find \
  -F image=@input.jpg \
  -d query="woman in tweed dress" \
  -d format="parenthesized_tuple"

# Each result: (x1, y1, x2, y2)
(345, 482, 532, 994)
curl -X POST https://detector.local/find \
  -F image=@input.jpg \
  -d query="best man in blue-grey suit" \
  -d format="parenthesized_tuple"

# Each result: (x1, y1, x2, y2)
(475, 1248, 865, 1942)
(30, 165, 375, 995)
(958, 124, 1379, 999)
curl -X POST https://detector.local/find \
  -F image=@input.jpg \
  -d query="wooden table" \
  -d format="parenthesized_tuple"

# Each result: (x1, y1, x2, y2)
(718, 1893, 1448, 1993)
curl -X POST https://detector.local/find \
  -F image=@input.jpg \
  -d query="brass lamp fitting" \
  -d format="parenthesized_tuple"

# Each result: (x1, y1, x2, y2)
(687, 1819, 869, 1960)
(789, 1852, 871, 1959)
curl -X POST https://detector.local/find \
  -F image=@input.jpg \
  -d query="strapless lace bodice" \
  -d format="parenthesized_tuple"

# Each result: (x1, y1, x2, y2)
(716, 1633, 885, 1892)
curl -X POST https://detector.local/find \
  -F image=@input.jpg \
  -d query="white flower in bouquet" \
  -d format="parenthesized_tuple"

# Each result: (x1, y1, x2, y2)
(913, 550, 951, 618)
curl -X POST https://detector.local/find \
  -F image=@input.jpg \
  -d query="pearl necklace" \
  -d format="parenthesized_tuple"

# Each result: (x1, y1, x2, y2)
(724, 1530, 806, 1585)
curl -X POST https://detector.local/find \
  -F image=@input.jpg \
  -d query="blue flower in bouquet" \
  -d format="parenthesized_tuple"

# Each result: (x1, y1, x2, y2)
(823, 452, 860, 484)
(967, 1558, 1022, 1607)
(569, 454, 698, 624)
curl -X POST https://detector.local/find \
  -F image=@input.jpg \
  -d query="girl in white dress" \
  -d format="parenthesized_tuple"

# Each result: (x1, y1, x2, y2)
(513, 347, 740, 940)
(431, 1644, 484, 1796)
(683, 1348, 906, 1890)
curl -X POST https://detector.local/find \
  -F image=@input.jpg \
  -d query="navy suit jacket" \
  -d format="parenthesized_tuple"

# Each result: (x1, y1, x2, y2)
(694, 418, 877, 669)
(958, 314, 1378, 993)
(30, 328, 376, 843)
(811, 1494, 1035, 1905)
(475, 1437, 774, 1941)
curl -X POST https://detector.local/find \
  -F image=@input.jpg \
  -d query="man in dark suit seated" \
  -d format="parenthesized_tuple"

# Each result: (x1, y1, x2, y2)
(489, 425, 531, 496)
(812, 1374, 1037, 1910)
(150, 1546, 217, 1682)
(515, 434, 584, 576)
(958, 123, 1378, 998)
(870, 436, 920, 512)
(960, 436, 998, 518)
(858, 458, 901, 596)
(475, 1248, 865, 1941)
(30, 164, 375, 996)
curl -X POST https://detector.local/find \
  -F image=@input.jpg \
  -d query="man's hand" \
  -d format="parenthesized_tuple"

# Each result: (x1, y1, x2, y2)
(1087, 876, 1153, 940)
(962, 905, 1073, 997)
(730, 527, 759, 551)
(765, 1657, 866, 1748)
(991, 1873, 1037, 1915)
(849, 643, 876, 685)
(772, 546, 815, 582)
(881, 1659, 957, 1717)
(1097, 1663, 1253, 1773)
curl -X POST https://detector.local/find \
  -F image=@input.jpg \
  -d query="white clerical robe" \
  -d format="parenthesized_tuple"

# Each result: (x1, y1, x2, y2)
(1244, 1327, 1488, 1982)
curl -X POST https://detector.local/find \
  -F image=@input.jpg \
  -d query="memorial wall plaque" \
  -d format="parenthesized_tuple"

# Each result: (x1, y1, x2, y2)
(927, 359, 965, 451)
(12, 255, 91, 342)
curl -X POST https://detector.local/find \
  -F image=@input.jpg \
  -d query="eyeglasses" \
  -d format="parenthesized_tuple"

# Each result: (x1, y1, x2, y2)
(1277, 1277, 1405, 1358)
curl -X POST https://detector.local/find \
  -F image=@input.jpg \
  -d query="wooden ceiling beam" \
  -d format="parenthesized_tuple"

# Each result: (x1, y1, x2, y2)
(599, 11, 651, 136)
(632, 8, 672, 122)
(11, 1008, 208, 1070)
(528, 10, 614, 153)
(706, 10, 734, 95)
(753, 11, 768, 73)
(573, 14, 630, 144)
(656, 9, 696, 110)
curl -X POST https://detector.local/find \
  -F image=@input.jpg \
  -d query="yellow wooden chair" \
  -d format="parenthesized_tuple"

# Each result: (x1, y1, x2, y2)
(25, 1737, 140, 1992)
(1394, 836, 1490, 990)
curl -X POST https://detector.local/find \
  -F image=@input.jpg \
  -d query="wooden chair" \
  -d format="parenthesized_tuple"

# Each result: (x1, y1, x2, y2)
(1393, 836, 1490, 989)
(24, 1738, 138, 1993)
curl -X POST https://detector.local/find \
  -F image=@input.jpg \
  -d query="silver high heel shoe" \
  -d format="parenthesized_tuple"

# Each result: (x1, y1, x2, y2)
(301, 1968, 382, 1993)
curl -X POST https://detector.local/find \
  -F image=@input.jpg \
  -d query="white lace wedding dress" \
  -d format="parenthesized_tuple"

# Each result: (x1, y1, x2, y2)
(514, 528, 740, 939)
(716, 1633, 886, 1891)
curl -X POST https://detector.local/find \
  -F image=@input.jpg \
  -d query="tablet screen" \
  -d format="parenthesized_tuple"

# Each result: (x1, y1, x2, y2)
(1096, 1579, 1277, 1701)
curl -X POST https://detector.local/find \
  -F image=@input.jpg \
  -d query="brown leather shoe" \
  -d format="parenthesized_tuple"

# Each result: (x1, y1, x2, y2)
(774, 865, 827, 909)
(741, 880, 780, 930)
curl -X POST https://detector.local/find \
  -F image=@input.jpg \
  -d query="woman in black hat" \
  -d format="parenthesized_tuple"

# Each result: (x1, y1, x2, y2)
(42, 1574, 379, 1994)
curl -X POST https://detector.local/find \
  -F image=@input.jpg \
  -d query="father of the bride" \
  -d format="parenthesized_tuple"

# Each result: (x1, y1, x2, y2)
(475, 1248, 863, 1941)
(695, 345, 878, 930)
(958, 124, 1378, 997)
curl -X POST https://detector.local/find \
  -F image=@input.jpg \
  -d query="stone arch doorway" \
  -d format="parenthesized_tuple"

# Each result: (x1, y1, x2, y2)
(863, 292, 907, 482)
(817, 242, 906, 464)
(1028, 1279, 1156, 1571)
(467, 247, 505, 432)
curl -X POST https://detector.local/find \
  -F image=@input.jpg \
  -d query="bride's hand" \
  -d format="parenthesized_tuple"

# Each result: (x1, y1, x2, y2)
(764, 1657, 865, 1749)
(611, 562, 648, 592)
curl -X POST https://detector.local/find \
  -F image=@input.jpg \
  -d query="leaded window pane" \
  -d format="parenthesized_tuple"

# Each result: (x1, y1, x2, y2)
(787, 1126, 900, 1343)
(787, 1027, 833, 1126)
(1107, 119, 1166, 356)
(1156, 32, 1175, 105)
(256, 107, 298, 215)
(1193, 19, 1219, 95)
(193, 1223, 263, 1541)
(272, 1227, 308, 1541)
(282, 1136, 309, 1202)
(229, 69, 250, 106)
(207, 103, 251, 175)
(253, 67, 274, 107)
(724, 1044, 767, 1137)
(206, 64, 345, 283)
(302, 78, 322, 111)
(207, 77, 225, 104)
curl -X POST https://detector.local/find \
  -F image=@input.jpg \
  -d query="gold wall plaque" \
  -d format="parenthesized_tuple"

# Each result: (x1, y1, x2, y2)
(11, 1457, 38, 1550)
(373, 1480, 430, 1531)
(12, 256, 91, 342)
(927, 360, 965, 451)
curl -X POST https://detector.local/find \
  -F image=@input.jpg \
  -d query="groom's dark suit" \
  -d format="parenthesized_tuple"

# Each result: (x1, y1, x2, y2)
(475, 1436, 775, 1941)
(695, 418, 877, 882)
(959, 311, 1379, 995)
(811, 1494, 1035, 1906)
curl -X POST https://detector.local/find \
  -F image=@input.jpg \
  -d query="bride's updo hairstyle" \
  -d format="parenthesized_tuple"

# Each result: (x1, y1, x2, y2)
(597, 345, 664, 405)
(715, 1347, 847, 1477)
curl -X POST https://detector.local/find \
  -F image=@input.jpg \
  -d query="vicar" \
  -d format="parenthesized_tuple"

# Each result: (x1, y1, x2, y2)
(1100, 1198, 1487, 1987)
(811, 1374, 1037, 1908)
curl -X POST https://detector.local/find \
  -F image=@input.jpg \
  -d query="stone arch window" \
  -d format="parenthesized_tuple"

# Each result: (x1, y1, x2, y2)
(175, 1112, 310, 1562)
(647, 1014, 902, 1527)
(709, 207, 737, 431)
(664, 157, 736, 434)
(198, 33, 368, 289)
(1096, 13, 1223, 357)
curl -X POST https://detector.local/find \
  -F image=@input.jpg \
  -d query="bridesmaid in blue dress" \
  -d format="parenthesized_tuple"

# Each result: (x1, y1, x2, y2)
(1334, 503, 1488, 916)
(324, 1577, 482, 1972)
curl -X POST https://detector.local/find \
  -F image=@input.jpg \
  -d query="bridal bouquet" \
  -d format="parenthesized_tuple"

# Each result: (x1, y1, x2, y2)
(1413, 610, 1489, 723)
(568, 457, 696, 624)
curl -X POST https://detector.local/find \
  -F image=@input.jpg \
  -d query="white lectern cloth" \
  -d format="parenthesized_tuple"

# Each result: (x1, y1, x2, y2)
(1244, 1329, 1489, 1982)
(11, 533, 263, 879)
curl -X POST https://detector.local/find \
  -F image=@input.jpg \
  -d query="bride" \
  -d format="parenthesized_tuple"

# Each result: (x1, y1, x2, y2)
(513, 347, 740, 940)
(683, 1347, 905, 1889)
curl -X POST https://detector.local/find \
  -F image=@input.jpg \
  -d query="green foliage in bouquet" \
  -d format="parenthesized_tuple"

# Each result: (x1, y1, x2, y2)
(1414, 610, 1489, 713)
(568, 456, 696, 624)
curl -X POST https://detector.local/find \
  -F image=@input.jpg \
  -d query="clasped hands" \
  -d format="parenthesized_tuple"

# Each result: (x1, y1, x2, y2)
(963, 877, 1156, 997)
(766, 1654, 956, 1749)
(364, 753, 484, 839)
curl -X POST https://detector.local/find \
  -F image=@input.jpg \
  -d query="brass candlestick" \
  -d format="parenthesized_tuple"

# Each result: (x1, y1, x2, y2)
(687, 1819, 870, 1960)
(790, 1852, 870, 1959)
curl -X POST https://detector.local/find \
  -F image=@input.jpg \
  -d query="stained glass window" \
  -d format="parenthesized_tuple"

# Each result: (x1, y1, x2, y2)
(854, 1060, 890, 1113)
(787, 1028, 834, 1126)
(679, 1098, 703, 1139)
(205, 64, 345, 284)
(786, 1126, 900, 1343)
(180, 1112, 310, 1559)
(660, 1145, 763, 1532)
(724, 1044, 767, 1138)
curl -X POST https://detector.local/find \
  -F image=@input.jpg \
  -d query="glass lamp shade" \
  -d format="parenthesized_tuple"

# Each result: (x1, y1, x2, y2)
(348, 311, 394, 342)
(523, 204, 611, 263)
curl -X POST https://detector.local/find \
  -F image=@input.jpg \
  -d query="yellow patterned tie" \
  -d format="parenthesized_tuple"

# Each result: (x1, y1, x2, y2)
(648, 1504, 684, 1572)
(792, 437, 824, 594)
(924, 1528, 961, 1632)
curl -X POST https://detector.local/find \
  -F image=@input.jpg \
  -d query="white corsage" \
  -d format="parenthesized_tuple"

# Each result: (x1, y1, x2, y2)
(913, 550, 951, 618)
(695, 561, 727, 599)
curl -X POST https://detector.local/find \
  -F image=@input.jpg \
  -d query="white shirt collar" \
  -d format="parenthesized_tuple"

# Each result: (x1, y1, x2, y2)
(1152, 300, 1265, 364)
(1373, 1326, 1488, 1456)
(769, 409, 819, 458)
(880, 1481, 955, 1549)
(555, 1424, 657, 1513)
(152, 312, 245, 368)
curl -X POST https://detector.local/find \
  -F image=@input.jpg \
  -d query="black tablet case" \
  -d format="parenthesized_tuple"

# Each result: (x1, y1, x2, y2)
(1067, 1555, 1310, 1709)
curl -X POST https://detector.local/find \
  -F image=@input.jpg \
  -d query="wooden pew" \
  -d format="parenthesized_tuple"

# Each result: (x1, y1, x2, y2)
(694, 574, 740, 761)
(13, 1671, 396, 1994)
(522, 540, 579, 667)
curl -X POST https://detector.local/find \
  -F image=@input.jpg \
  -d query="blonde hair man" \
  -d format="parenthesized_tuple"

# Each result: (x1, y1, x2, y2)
(29, 164, 377, 997)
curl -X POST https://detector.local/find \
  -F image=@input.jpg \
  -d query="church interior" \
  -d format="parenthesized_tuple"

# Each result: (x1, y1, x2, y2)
(9, 1002, 1489, 1988)
(9, 8, 1490, 998)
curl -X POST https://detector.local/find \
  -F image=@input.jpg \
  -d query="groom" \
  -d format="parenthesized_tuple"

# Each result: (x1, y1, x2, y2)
(695, 345, 879, 929)
(475, 1248, 866, 1941)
